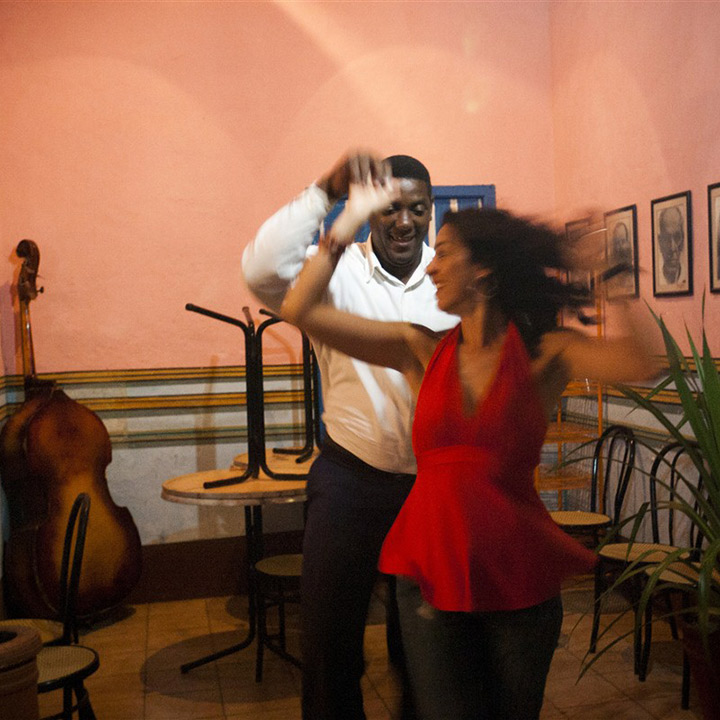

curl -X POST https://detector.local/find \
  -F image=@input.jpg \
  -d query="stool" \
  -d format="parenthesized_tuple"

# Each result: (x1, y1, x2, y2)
(254, 553, 303, 681)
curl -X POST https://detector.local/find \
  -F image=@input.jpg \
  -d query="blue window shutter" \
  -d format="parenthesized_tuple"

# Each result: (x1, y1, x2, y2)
(312, 183, 496, 246)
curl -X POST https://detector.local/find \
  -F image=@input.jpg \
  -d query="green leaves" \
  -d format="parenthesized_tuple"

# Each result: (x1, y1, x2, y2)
(583, 303, 720, 676)
(618, 306, 720, 541)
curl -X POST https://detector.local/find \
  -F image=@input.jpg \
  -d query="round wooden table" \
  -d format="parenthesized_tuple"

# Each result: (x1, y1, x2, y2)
(162, 470, 308, 506)
(161, 451, 317, 674)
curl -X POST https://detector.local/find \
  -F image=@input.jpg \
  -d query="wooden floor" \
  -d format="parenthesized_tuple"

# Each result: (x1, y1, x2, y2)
(37, 575, 702, 720)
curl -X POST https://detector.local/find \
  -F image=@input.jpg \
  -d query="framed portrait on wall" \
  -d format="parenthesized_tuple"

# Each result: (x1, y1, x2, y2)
(565, 217, 590, 243)
(604, 205, 639, 298)
(708, 182, 720, 293)
(651, 191, 692, 297)
(565, 217, 592, 290)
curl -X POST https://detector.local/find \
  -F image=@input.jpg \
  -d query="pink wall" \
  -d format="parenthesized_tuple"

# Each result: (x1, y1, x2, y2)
(551, 2, 720, 352)
(0, 1, 555, 373)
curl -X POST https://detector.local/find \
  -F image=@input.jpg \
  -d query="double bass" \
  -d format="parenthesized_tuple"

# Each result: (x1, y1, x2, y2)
(0, 240, 142, 619)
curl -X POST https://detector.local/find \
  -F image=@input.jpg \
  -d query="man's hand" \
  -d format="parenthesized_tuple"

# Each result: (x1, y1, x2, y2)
(317, 151, 389, 203)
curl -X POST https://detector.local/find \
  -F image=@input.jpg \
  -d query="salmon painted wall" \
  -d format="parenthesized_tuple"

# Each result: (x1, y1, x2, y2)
(0, 1, 555, 374)
(550, 2, 720, 352)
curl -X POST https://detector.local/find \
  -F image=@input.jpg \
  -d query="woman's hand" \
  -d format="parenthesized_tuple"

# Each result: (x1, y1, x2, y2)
(317, 151, 388, 203)
(323, 176, 400, 253)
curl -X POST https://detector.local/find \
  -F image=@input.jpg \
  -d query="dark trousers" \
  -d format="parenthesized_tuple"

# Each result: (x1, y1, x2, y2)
(300, 440, 415, 720)
(396, 578, 563, 720)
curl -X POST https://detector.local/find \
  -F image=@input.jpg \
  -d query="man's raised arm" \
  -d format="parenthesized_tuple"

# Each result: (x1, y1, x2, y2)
(241, 151, 387, 312)
(241, 183, 331, 312)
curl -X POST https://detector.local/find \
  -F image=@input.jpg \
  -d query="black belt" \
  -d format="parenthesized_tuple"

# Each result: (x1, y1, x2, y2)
(321, 435, 416, 483)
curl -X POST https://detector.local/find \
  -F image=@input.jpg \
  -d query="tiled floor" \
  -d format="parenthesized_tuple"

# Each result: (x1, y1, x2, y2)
(39, 575, 702, 720)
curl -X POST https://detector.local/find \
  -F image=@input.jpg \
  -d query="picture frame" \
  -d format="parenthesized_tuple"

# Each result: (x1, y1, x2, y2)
(565, 217, 592, 291)
(708, 182, 720, 293)
(604, 204, 639, 298)
(565, 217, 590, 243)
(651, 191, 692, 297)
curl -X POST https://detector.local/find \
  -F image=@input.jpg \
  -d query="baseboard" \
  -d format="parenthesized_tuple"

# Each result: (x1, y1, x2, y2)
(125, 531, 304, 604)
(0, 531, 304, 619)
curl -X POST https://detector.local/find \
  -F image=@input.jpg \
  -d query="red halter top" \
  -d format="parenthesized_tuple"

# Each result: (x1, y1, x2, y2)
(378, 322, 597, 612)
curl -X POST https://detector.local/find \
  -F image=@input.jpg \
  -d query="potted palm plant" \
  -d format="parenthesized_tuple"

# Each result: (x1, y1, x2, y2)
(588, 302, 720, 719)
(586, 300, 720, 720)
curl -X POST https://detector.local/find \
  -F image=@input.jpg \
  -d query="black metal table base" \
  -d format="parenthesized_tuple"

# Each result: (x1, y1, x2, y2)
(180, 304, 318, 675)
(180, 506, 261, 674)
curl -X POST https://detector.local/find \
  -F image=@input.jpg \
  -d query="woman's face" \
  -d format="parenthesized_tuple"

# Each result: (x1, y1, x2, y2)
(427, 224, 486, 314)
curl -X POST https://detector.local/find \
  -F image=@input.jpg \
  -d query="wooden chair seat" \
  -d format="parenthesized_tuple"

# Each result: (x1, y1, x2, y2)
(549, 510, 611, 529)
(255, 553, 303, 578)
(643, 560, 720, 585)
(599, 542, 682, 564)
(37, 645, 99, 689)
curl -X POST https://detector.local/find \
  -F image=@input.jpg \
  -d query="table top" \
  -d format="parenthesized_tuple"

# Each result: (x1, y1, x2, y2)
(161, 451, 317, 507)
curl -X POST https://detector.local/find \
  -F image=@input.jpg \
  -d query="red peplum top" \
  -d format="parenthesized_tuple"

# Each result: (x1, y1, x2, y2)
(378, 322, 597, 612)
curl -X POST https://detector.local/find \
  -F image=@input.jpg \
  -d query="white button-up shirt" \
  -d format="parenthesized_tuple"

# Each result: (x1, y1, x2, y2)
(242, 184, 458, 474)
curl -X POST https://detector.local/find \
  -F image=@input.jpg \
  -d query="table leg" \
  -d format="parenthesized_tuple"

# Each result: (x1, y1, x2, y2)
(180, 506, 261, 673)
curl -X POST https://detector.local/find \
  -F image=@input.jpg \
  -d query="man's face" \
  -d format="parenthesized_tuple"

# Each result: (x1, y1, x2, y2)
(658, 207, 684, 284)
(368, 178, 432, 282)
(612, 223, 631, 264)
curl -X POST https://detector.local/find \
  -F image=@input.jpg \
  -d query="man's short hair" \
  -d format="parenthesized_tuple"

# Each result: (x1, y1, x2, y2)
(385, 155, 431, 188)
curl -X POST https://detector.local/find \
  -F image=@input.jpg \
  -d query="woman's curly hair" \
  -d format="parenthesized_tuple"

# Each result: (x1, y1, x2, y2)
(442, 208, 595, 357)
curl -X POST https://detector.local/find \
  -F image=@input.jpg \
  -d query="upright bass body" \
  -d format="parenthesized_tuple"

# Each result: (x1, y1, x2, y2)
(1, 240, 142, 619)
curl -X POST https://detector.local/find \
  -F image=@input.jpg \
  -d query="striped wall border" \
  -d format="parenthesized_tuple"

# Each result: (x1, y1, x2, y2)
(0, 363, 310, 448)
(0, 355, 715, 447)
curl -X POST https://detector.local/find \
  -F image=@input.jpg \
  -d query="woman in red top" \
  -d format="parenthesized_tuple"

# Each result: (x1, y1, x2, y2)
(281, 172, 660, 719)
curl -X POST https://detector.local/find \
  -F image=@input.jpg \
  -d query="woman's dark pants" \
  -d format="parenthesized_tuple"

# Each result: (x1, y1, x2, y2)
(396, 577, 563, 720)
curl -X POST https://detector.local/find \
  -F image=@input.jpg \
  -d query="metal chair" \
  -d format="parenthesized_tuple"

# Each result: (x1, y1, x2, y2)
(591, 440, 702, 680)
(550, 424, 637, 545)
(637, 441, 705, 709)
(34, 493, 100, 720)
(254, 551, 303, 681)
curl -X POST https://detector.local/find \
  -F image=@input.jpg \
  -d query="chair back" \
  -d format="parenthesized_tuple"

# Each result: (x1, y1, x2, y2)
(590, 424, 636, 523)
(57, 493, 91, 644)
(649, 441, 704, 554)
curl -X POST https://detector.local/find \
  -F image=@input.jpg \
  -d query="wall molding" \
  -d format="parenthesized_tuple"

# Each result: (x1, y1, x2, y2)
(0, 364, 309, 448)
(1, 357, 713, 446)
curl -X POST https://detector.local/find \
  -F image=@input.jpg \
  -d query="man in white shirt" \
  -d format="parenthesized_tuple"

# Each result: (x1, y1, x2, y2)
(242, 151, 457, 719)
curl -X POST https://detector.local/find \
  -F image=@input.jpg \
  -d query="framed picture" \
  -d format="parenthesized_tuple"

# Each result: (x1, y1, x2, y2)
(651, 191, 692, 297)
(565, 217, 592, 290)
(708, 182, 720, 293)
(565, 217, 590, 243)
(604, 205, 639, 298)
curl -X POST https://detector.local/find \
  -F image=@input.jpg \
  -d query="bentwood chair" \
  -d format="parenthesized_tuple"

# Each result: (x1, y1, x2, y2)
(591, 440, 704, 679)
(34, 493, 100, 720)
(0, 493, 92, 649)
(550, 424, 637, 546)
(636, 441, 706, 708)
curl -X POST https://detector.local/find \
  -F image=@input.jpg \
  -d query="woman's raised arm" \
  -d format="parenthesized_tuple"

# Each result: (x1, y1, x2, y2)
(280, 178, 437, 387)
(543, 297, 663, 386)
(281, 245, 429, 377)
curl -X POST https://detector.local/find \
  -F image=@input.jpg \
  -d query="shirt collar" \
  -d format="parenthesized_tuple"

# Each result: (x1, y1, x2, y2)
(362, 236, 434, 289)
